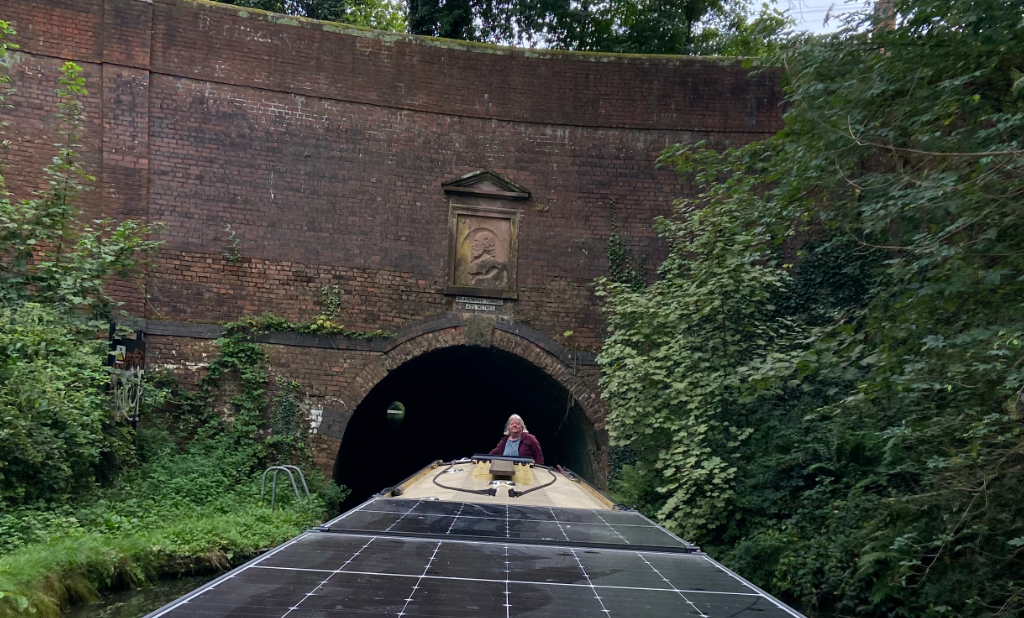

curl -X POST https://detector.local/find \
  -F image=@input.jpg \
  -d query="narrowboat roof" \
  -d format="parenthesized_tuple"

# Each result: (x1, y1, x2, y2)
(143, 457, 805, 618)
(389, 456, 616, 510)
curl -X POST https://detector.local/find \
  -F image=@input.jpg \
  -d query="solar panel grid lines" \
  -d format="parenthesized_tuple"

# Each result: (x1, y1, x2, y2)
(351, 508, 665, 527)
(144, 531, 314, 618)
(321, 497, 371, 528)
(143, 498, 804, 618)
(328, 498, 693, 551)
(637, 551, 709, 618)
(366, 499, 688, 548)
(446, 502, 466, 534)
(594, 511, 631, 545)
(397, 540, 443, 618)
(698, 554, 806, 618)
(503, 543, 512, 618)
(143, 531, 804, 618)
(386, 500, 425, 532)
(548, 507, 571, 542)
(279, 536, 378, 618)
(246, 556, 769, 596)
(612, 507, 697, 550)
(569, 547, 612, 616)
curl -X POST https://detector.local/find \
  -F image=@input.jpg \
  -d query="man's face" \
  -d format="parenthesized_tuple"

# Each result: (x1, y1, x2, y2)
(471, 236, 486, 260)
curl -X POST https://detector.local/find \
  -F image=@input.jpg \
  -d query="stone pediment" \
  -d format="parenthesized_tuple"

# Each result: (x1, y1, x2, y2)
(442, 170, 530, 200)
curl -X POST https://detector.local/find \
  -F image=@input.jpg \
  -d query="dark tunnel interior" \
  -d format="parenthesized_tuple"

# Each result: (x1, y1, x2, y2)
(334, 346, 596, 506)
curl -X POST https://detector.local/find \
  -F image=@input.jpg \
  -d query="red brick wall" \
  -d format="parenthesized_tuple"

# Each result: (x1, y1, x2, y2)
(1, 0, 784, 479)
(144, 325, 606, 480)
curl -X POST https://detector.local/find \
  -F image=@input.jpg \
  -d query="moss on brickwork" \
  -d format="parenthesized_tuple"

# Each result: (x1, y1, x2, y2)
(179, 0, 741, 64)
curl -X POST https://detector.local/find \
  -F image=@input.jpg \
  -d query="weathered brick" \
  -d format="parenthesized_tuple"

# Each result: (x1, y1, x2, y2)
(1, 0, 784, 479)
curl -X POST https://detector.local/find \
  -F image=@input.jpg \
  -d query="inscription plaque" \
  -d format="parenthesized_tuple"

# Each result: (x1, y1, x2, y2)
(456, 296, 504, 312)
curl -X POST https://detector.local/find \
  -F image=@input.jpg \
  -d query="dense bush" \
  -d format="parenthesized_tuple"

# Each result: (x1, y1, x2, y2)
(0, 355, 346, 618)
(0, 22, 346, 617)
(600, 1, 1024, 616)
(0, 23, 159, 507)
(0, 357, 348, 616)
(0, 304, 131, 503)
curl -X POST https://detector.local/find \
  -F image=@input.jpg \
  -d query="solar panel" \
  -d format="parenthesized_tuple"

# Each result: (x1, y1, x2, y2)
(144, 498, 804, 618)
(145, 531, 801, 618)
(321, 498, 694, 551)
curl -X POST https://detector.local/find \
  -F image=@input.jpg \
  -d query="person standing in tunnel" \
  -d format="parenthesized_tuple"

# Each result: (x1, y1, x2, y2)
(489, 414, 544, 465)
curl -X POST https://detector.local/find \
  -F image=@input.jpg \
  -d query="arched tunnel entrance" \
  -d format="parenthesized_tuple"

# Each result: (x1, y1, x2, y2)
(335, 345, 598, 505)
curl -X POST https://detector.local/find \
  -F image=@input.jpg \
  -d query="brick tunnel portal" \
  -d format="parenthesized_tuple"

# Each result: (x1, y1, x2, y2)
(5, 0, 784, 505)
(334, 346, 597, 505)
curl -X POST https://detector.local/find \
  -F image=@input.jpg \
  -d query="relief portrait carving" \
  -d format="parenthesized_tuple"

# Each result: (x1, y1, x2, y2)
(452, 214, 513, 291)
(466, 227, 508, 286)
(443, 172, 525, 299)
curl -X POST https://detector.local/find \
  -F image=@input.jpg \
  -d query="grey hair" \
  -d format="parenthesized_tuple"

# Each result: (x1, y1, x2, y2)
(503, 414, 528, 436)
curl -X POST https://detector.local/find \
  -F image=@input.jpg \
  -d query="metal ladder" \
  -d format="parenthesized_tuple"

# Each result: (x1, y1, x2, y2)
(260, 465, 312, 510)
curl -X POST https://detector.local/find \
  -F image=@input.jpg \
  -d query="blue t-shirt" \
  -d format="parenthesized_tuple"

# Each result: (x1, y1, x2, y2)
(503, 438, 521, 457)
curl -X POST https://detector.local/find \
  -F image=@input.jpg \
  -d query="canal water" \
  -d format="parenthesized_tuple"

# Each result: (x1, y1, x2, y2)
(63, 574, 216, 618)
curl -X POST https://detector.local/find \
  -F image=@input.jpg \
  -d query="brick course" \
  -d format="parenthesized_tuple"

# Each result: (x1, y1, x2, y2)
(1, 0, 783, 481)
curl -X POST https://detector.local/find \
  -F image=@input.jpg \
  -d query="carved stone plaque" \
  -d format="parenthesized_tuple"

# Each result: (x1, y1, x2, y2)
(443, 170, 526, 300)
(455, 215, 511, 288)
(445, 205, 519, 299)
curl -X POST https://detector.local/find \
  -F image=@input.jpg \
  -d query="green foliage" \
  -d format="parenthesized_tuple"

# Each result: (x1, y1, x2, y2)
(0, 503, 315, 618)
(270, 377, 303, 438)
(221, 0, 407, 32)
(222, 224, 241, 263)
(607, 447, 663, 518)
(0, 25, 347, 616)
(0, 26, 159, 507)
(268, 377, 306, 459)
(0, 59, 161, 316)
(409, 0, 789, 54)
(159, 316, 353, 513)
(600, 1, 1024, 616)
(220, 0, 788, 56)
(692, 2, 794, 58)
(0, 427, 322, 555)
(319, 285, 341, 321)
(598, 186, 792, 535)
(0, 319, 347, 614)
(225, 311, 393, 339)
(0, 304, 130, 504)
(605, 200, 646, 291)
(0, 383, 347, 615)
(0, 20, 17, 144)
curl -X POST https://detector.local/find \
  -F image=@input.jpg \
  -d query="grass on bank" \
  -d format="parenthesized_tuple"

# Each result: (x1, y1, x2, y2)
(0, 508, 312, 618)
(0, 427, 343, 618)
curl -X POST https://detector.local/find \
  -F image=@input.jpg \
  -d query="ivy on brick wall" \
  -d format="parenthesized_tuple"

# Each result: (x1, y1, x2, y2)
(223, 312, 393, 340)
(605, 200, 646, 292)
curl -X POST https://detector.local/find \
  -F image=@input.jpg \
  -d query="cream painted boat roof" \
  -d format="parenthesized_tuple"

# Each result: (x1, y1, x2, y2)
(390, 459, 615, 510)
